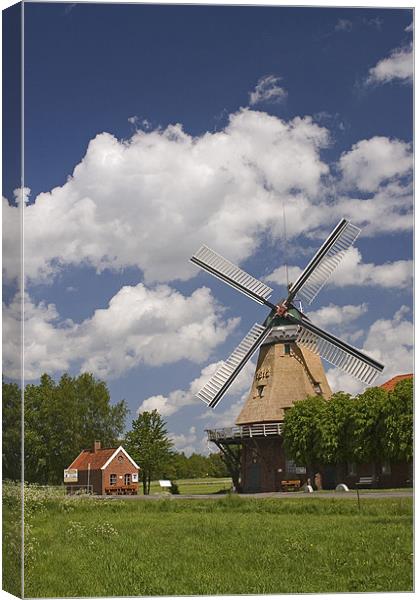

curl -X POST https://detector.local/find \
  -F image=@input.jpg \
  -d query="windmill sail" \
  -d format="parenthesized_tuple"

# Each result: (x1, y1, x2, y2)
(196, 323, 272, 408)
(291, 316, 384, 385)
(191, 245, 274, 306)
(288, 219, 360, 305)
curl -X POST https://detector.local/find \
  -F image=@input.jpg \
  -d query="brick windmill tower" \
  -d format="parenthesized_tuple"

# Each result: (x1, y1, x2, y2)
(190, 220, 384, 492)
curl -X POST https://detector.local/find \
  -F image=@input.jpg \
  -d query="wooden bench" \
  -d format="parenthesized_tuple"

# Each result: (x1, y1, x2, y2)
(355, 476, 377, 509)
(356, 476, 377, 489)
(105, 486, 137, 495)
(281, 479, 301, 492)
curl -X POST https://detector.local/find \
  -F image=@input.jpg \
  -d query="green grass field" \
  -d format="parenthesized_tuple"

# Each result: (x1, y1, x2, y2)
(148, 477, 232, 495)
(5, 483, 411, 597)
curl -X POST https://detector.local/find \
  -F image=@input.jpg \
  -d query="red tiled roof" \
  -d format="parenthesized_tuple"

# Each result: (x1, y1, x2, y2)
(380, 373, 413, 392)
(68, 447, 117, 470)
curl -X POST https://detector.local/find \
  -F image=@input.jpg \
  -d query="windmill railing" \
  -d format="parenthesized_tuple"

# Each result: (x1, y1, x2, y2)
(206, 422, 283, 442)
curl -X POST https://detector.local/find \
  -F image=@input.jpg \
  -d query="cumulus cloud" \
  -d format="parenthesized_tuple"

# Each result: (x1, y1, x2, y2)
(4, 109, 333, 284)
(266, 247, 413, 290)
(332, 181, 413, 236)
(326, 306, 413, 395)
(249, 75, 288, 106)
(366, 43, 413, 85)
(338, 136, 412, 193)
(138, 359, 256, 417)
(3, 115, 413, 290)
(168, 426, 208, 456)
(3, 285, 238, 380)
(307, 303, 368, 330)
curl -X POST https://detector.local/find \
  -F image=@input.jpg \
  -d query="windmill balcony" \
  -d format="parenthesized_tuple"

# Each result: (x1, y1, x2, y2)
(206, 422, 283, 443)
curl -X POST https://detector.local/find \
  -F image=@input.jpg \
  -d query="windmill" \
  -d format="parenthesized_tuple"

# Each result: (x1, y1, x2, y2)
(190, 218, 384, 410)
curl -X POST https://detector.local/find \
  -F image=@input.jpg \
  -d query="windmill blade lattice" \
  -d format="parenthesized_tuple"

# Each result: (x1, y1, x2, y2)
(191, 245, 274, 306)
(293, 317, 383, 384)
(190, 218, 384, 409)
(197, 323, 272, 408)
(288, 219, 361, 305)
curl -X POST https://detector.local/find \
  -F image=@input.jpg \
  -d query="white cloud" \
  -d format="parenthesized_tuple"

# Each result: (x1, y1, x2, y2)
(405, 22, 413, 33)
(13, 187, 31, 205)
(335, 19, 352, 32)
(5, 109, 332, 284)
(139, 359, 256, 418)
(338, 136, 412, 193)
(265, 247, 413, 290)
(249, 75, 288, 106)
(307, 303, 368, 329)
(330, 247, 413, 288)
(333, 181, 413, 236)
(168, 426, 208, 456)
(326, 306, 413, 394)
(366, 43, 413, 85)
(363, 17, 383, 30)
(3, 285, 238, 380)
(3, 115, 413, 289)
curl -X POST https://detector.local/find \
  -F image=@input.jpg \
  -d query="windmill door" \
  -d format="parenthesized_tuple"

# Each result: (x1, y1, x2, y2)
(248, 463, 261, 492)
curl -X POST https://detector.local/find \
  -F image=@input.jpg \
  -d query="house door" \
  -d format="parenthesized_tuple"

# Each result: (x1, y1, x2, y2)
(124, 474, 131, 485)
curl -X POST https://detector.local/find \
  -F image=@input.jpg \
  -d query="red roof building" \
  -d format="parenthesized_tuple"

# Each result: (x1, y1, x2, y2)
(380, 373, 413, 392)
(64, 441, 140, 495)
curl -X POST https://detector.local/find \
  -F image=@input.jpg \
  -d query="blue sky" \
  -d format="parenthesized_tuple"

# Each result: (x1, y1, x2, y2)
(3, 2, 413, 454)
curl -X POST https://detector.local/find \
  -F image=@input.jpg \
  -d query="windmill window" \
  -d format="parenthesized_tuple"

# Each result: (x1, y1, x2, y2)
(110, 474, 117, 485)
(314, 383, 322, 395)
(284, 344, 291, 355)
(257, 385, 265, 398)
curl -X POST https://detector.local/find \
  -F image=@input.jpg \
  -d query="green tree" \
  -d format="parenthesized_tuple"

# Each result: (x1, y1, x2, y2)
(24, 373, 128, 484)
(349, 387, 388, 475)
(382, 379, 413, 462)
(2, 381, 22, 481)
(283, 395, 327, 477)
(321, 392, 354, 464)
(207, 452, 230, 478)
(125, 410, 173, 494)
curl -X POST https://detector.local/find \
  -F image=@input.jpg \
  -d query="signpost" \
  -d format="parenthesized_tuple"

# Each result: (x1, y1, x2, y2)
(64, 469, 78, 483)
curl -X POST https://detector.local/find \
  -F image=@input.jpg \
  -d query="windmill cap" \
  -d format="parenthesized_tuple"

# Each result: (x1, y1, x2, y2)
(263, 321, 300, 345)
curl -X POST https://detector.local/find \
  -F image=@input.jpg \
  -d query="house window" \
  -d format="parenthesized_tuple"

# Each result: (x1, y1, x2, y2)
(257, 385, 265, 398)
(382, 461, 391, 475)
(284, 344, 291, 355)
(124, 473, 131, 485)
(110, 474, 117, 485)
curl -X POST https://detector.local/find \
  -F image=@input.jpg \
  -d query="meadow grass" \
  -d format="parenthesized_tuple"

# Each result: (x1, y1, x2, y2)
(18, 488, 413, 597)
(149, 477, 232, 495)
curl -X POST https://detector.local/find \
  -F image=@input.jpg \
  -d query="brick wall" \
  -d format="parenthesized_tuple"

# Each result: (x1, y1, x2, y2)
(102, 449, 139, 494)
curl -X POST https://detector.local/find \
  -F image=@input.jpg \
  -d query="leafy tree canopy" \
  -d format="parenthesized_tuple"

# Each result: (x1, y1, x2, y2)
(125, 410, 173, 494)
(22, 373, 128, 484)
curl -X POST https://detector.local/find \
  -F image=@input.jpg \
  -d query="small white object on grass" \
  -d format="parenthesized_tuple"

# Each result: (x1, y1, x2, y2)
(159, 480, 172, 488)
(335, 483, 350, 492)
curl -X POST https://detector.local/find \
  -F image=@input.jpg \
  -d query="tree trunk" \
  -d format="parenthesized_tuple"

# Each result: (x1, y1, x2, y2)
(147, 474, 151, 495)
(142, 472, 148, 495)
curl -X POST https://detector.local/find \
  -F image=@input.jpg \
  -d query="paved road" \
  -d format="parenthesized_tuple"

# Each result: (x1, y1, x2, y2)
(97, 490, 413, 500)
